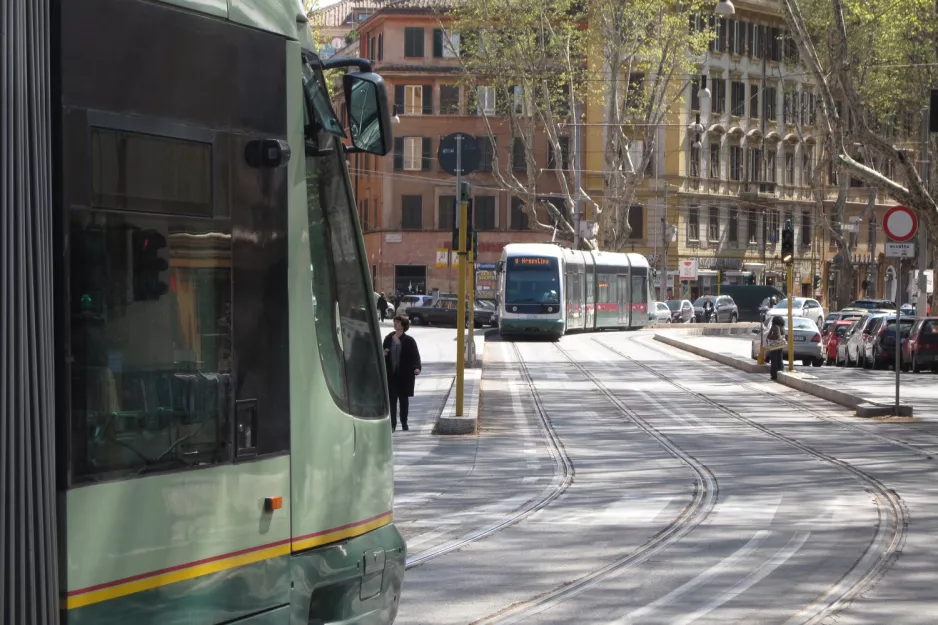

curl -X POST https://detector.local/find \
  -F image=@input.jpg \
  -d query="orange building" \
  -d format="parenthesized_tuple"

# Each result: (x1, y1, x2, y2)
(351, 0, 575, 297)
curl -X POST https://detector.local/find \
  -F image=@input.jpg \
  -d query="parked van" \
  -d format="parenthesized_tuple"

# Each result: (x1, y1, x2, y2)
(719, 284, 787, 322)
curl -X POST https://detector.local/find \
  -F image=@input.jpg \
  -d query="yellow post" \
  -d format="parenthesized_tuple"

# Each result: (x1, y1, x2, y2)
(456, 197, 468, 416)
(468, 243, 475, 363)
(787, 264, 794, 371)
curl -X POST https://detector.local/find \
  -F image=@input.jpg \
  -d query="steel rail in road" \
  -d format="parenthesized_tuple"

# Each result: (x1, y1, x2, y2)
(473, 342, 718, 625)
(405, 347, 574, 569)
(595, 337, 908, 625)
(632, 333, 938, 461)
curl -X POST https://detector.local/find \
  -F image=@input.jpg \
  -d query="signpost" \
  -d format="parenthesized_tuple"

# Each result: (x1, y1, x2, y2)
(883, 205, 918, 415)
(438, 133, 479, 417)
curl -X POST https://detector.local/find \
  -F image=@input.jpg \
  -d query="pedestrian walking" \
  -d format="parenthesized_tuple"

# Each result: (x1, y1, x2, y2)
(766, 315, 786, 380)
(377, 292, 388, 322)
(383, 315, 421, 431)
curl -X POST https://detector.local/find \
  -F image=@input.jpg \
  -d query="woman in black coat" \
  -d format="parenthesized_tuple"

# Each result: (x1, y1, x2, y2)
(383, 315, 422, 431)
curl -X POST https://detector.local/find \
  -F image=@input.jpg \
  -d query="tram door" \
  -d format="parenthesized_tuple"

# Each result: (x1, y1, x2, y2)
(617, 275, 630, 326)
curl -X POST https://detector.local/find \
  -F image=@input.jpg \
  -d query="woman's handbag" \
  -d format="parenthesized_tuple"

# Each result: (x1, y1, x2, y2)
(765, 326, 787, 351)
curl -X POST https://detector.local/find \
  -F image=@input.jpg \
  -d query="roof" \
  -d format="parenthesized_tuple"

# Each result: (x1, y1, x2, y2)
(503, 243, 567, 259)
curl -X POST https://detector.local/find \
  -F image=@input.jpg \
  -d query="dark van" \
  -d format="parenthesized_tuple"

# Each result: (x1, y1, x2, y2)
(718, 284, 786, 322)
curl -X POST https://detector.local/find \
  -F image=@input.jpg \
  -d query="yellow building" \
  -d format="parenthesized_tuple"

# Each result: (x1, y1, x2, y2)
(584, 1, 903, 308)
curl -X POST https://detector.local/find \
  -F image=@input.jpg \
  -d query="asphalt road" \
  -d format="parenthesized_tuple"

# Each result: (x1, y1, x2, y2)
(391, 328, 938, 624)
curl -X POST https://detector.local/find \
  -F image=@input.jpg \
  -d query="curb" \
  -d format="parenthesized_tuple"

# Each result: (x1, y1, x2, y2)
(434, 339, 484, 435)
(654, 334, 914, 418)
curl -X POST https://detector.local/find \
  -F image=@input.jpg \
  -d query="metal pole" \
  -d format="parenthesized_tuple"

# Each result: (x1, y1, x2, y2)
(455, 135, 466, 416)
(896, 258, 902, 415)
(573, 100, 582, 250)
(660, 183, 669, 301)
(787, 264, 794, 371)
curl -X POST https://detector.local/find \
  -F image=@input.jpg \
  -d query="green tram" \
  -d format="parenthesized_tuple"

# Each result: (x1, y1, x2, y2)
(48, 0, 403, 623)
(496, 243, 655, 339)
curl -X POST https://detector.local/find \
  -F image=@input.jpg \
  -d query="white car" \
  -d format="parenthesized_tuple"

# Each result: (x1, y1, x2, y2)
(766, 297, 826, 328)
(750, 315, 824, 366)
(654, 301, 672, 324)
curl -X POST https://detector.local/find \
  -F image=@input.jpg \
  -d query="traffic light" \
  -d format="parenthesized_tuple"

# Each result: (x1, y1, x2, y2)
(452, 198, 473, 252)
(746, 274, 756, 285)
(816, 274, 823, 290)
(132, 229, 169, 300)
(781, 219, 794, 263)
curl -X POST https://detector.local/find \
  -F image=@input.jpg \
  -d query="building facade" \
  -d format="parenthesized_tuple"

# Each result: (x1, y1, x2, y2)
(584, 0, 906, 308)
(352, 0, 576, 298)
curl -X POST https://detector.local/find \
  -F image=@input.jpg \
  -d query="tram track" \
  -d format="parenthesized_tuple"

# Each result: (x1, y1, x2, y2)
(593, 336, 909, 624)
(631, 333, 938, 460)
(472, 341, 718, 625)
(405, 344, 574, 569)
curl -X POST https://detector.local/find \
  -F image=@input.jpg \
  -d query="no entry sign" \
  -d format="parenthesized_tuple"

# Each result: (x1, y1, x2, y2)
(883, 205, 918, 242)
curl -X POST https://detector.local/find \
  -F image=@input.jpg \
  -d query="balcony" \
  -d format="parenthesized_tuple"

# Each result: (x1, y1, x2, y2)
(739, 181, 778, 199)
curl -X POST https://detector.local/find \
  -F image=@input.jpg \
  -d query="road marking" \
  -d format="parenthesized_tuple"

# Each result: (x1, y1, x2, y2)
(608, 530, 771, 625)
(676, 531, 810, 625)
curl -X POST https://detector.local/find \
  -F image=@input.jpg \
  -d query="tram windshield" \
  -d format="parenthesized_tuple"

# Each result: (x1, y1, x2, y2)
(505, 256, 560, 305)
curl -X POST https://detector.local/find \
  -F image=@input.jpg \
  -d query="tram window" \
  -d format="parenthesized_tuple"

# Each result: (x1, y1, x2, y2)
(68, 212, 232, 483)
(91, 127, 213, 217)
(304, 78, 387, 419)
(631, 275, 647, 305)
(597, 275, 614, 303)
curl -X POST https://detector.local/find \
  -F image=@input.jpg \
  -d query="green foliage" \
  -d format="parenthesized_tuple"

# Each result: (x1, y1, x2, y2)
(796, 0, 938, 129)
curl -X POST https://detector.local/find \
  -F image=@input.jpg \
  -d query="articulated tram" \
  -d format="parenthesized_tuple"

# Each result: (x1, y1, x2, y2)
(496, 243, 655, 339)
(13, 0, 404, 623)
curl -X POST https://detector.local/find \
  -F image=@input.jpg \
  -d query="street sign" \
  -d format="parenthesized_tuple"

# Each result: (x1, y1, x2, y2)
(679, 259, 698, 280)
(883, 205, 918, 242)
(438, 133, 479, 176)
(885, 242, 915, 258)
(436, 249, 450, 268)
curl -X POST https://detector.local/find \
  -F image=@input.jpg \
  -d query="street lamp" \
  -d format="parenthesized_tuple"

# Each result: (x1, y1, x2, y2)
(391, 103, 401, 124)
(715, 0, 736, 15)
(689, 113, 704, 149)
(697, 75, 711, 100)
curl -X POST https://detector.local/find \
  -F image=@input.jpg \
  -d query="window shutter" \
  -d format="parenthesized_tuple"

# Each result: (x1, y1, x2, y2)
(422, 137, 432, 171)
(394, 137, 403, 171)
(433, 29, 443, 58)
(394, 85, 405, 112)
(422, 84, 433, 114)
(378, 33, 383, 61)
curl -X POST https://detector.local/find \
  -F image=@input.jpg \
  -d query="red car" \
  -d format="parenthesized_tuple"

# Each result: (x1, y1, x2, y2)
(902, 317, 938, 372)
(822, 319, 855, 365)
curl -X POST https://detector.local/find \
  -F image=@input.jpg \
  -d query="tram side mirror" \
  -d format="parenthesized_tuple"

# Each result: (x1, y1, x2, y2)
(343, 72, 392, 156)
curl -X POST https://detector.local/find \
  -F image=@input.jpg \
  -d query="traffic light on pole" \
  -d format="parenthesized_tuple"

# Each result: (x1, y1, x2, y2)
(781, 219, 794, 264)
(452, 198, 473, 252)
(132, 229, 169, 300)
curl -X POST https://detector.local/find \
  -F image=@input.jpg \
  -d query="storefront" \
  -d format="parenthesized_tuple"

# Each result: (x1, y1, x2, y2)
(394, 265, 427, 296)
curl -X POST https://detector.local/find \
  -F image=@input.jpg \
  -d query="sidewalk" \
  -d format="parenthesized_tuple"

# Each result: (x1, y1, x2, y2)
(655, 332, 936, 419)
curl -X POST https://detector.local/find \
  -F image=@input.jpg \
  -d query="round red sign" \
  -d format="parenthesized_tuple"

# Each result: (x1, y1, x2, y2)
(883, 205, 918, 242)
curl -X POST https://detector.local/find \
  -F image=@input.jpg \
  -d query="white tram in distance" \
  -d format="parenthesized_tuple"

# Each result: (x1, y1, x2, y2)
(496, 243, 655, 340)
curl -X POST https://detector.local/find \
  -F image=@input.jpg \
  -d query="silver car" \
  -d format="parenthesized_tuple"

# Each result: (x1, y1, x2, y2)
(750, 315, 824, 366)
(654, 301, 672, 324)
(765, 297, 826, 328)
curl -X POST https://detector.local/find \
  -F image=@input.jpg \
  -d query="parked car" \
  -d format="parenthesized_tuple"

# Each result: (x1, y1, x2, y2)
(850, 298, 896, 311)
(665, 299, 695, 323)
(823, 319, 855, 365)
(692, 294, 739, 323)
(765, 297, 826, 328)
(863, 316, 916, 369)
(838, 313, 888, 367)
(823, 310, 864, 333)
(902, 317, 938, 372)
(750, 315, 824, 366)
(474, 299, 499, 327)
(407, 297, 488, 328)
(396, 294, 433, 315)
(654, 301, 672, 324)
